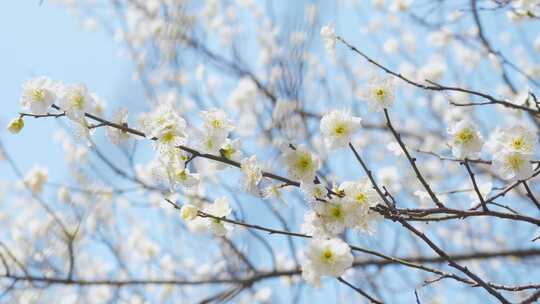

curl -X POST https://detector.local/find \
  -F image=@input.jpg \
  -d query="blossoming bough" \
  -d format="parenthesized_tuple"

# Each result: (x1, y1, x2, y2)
(5, 1, 540, 303)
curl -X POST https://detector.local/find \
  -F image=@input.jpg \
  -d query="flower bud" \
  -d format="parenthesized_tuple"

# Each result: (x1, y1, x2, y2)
(7, 117, 24, 134)
(180, 204, 198, 221)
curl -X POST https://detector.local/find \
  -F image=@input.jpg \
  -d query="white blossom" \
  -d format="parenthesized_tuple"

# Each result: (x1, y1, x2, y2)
(106, 108, 130, 145)
(300, 182, 327, 202)
(300, 238, 353, 286)
(203, 196, 232, 236)
(320, 24, 337, 59)
(200, 108, 234, 138)
(174, 168, 200, 188)
(493, 151, 533, 181)
(141, 103, 187, 152)
(513, 0, 540, 15)
(58, 83, 95, 123)
(447, 119, 484, 158)
(311, 197, 357, 236)
(212, 138, 243, 170)
(181, 204, 199, 221)
(240, 156, 262, 194)
(487, 125, 537, 155)
(23, 166, 48, 194)
(320, 110, 362, 150)
(221, 139, 243, 161)
(196, 130, 228, 154)
(357, 76, 396, 112)
(340, 179, 381, 210)
(20, 76, 57, 115)
(227, 78, 258, 112)
(262, 184, 284, 202)
(283, 146, 320, 183)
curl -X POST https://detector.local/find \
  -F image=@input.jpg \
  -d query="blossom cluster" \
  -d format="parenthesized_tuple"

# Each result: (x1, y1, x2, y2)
(4, 1, 540, 302)
(9, 37, 537, 289)
(448, 120, 537, 180)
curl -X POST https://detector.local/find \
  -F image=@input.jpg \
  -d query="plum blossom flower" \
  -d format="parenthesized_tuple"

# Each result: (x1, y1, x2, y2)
(174, 168, 200, 188)
(300, 238, 353, 286)
(320, 110, 362, 150)
(23, 166, 48, 194)
(240, 155, 262, 194)
(181, 204, 199, 221)
(58, 83, 95, 123)
(357, 76, 396, 112)
(106, 108, 130, 145)
(141, 103, 187, 152)
(320, 24, 337, 59)
(447, 119, 484, 158)
(283, 145, 320, 182)
(487, 125, 537, 155)
(340, 179, 381, 210)
(20, 76, 57, 115)
(493, 151, 533, 181)
(311, 197, 357, 236)
(300, 182, 327, 202)
(200, 108, 234, 138)
(203, 196, 232, 236)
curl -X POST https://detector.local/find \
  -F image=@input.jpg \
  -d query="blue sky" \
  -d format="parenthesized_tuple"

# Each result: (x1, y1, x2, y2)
(0, 1, 136, 180)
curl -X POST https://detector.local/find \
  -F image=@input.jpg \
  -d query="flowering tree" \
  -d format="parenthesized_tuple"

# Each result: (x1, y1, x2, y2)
(3, 0, 540, 303)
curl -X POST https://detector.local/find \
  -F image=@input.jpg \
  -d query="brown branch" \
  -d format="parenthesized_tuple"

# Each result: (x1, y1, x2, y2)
(336, 36, 540, 116)
(391, 207, 540, 227)
(463, 159, 489, 211)
(2, 247, 539, 291)
(348, 143, 393, 207)
(188, 201, 540, 293)
(338, 277, 383, 304)
(522, 181, 540, 211)
(383, 109, 444, 208)
(393, 219, 510, 303)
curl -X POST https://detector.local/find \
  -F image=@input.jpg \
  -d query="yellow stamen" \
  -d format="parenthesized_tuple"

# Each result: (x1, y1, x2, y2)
(212, 119, 222, 129)
(330, 205, 343, 219)
(161, 132, 175, 143)
(374, 88, 386, 101)
(511, 137, 525, 151)
(455, 129, 474, 144)
(508, 154, 524, 170)
(32, 89, 46, 102)
(355, 192, 367, 204)
(334, 124, 347, 135)
(322, 249, 333, 262)
(71, 94, 85, 110)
